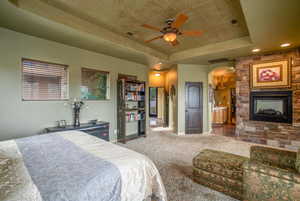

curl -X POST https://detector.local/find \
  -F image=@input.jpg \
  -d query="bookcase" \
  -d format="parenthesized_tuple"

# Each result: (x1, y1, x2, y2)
(117, 79, 146, 143)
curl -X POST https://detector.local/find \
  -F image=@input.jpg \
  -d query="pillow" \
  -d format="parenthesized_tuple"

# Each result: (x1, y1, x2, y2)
(0, 153, 20, 200)
(296, 148, 300, 173)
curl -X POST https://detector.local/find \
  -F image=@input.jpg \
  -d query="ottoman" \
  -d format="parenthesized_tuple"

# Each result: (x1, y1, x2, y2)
(193, 149, 248, 200)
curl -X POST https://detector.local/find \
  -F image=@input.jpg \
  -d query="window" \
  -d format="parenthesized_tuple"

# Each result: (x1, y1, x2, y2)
(22, 59, 68, 100)
(81, 68, 110, 100)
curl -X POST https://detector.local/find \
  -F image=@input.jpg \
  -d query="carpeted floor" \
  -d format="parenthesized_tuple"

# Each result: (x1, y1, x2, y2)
(120, 128, 254, 201)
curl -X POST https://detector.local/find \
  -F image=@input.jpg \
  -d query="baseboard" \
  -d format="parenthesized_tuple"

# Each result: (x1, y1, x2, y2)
(293, 123, 300, 127)
(177, 131, 212, 136)
(177, 132, 185, 136)
(110, 139, 118, 144)
(202, 131, 213, 135)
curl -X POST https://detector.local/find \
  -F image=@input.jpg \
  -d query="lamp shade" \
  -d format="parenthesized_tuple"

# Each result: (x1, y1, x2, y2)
(163, 33, 177, 42)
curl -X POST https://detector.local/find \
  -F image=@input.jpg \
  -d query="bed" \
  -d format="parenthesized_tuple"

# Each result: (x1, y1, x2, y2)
(0, 131, 167, 201)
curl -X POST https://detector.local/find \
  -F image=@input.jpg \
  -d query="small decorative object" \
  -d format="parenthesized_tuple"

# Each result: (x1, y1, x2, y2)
(170, 85, 176, 100)
(57, 120, 67, 128)
(250, 58, 291, 89)
(89, 119, 98, 125)
(208, 84, 214, 103)
(71, 98, 85, 127)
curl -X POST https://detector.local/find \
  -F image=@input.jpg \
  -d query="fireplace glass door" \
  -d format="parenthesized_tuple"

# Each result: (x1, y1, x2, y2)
(250, 91, 292, 123)
(254, 99, 284, 116)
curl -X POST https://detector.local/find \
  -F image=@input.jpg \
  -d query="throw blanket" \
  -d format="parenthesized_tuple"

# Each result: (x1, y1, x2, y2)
(0, 131, 167, 201)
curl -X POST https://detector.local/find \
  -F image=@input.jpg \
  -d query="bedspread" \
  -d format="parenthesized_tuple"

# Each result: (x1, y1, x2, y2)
(0, 131, 167, 201)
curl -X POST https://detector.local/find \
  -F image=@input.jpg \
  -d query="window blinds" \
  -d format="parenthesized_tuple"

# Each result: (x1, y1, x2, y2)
(22, 59, 68, 100)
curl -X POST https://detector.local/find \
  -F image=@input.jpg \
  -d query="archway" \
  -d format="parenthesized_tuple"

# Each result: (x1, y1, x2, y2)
(208, 66, 236, 136)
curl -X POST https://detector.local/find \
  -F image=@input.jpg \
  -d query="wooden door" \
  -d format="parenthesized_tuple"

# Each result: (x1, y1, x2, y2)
(185, 82, 203, 134)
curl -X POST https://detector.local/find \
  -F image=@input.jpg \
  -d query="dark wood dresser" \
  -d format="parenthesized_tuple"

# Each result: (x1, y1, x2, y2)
(45, 122, 110, 141)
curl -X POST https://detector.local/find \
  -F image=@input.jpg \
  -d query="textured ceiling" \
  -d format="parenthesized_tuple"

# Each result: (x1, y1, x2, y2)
(40, 0, 249, 54)
(2, 0, 299, 66)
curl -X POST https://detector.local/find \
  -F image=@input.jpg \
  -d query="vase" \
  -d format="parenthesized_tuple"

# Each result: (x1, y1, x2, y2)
(73, 108, 80, 127)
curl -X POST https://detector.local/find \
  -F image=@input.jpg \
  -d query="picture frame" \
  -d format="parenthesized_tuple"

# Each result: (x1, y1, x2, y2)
(81, 67, 110, 100)
(250, 58, 291, 89)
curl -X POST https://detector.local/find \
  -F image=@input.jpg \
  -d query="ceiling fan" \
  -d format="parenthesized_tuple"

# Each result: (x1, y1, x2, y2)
(141, 13, 203, 46)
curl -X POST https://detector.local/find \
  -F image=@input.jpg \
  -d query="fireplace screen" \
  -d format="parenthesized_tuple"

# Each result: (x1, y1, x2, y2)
(250, 91, 292, 123)
(255, 99, 284, 116)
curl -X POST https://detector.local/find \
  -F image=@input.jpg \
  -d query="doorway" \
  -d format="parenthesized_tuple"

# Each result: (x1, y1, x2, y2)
(210, 67, 236, 137)
(149, 87, 158, 117)
(149, 87, 166, 127)
(185, 82, 203, 134)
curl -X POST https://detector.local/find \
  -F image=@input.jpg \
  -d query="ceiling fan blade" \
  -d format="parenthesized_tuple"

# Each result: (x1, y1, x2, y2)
(171, 13, 188, 28)
(141, 24, 161, 32)
(182, 30, 203, 36)
(145, 35, 163, 43)
(170, 39, 180, 46)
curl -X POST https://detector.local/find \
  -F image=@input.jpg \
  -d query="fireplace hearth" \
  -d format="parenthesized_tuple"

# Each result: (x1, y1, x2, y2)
(250, 91, 293, 123)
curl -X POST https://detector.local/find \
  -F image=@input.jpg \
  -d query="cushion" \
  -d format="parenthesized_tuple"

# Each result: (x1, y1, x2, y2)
(244, 160, 300, 201)
(0, 153, 20, 200)
(296, 148, 300, 173)
(193, 168, 243, 200)
(244, 160, 300, 183)
(193, 149, 248, 181)
(250, 146, 297, 170)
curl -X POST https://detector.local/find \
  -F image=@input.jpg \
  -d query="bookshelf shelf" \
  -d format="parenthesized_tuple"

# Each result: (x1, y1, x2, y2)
(117, 79, 146, 143)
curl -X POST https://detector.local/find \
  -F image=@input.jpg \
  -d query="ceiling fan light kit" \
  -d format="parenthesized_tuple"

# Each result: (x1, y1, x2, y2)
(142, 13, 203, 46)
(163, 32, 177, 42)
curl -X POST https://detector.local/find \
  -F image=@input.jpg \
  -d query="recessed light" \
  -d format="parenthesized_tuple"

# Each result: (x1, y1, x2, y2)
(231, 19, 238, 25)
(280, 43, 291, 47)
(252, 48, 260, 53)
(155, 73, 161, 77)
(126, 32, 134, 36)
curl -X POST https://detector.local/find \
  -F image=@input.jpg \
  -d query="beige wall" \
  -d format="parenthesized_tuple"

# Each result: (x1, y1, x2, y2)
(0, 27, 148, 141)
(149, 71, 165, 88)
(177, 64, 210, 135)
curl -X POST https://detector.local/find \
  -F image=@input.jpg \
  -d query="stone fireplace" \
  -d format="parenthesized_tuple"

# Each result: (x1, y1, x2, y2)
(250, 91, 293, 124)
(236, 48, 300, 150)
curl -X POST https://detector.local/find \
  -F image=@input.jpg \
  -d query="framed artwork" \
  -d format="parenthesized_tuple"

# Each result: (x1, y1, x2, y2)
(250, 58, 291, 89)
(81, 68, 110, 100)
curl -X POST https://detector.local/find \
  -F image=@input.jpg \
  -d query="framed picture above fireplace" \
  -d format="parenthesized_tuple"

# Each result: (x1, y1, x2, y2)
(250, 58, 291, 89)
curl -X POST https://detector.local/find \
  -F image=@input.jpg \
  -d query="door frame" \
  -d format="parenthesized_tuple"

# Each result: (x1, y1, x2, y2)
(185, 82, 203, 134)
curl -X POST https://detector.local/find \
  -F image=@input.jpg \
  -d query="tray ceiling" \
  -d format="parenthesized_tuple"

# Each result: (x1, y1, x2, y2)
(40, 0, 249, 54)
(2, 0, 299, 65)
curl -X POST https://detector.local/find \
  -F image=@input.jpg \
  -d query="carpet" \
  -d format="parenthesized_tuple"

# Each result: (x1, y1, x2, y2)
(120, 129, 254, 201)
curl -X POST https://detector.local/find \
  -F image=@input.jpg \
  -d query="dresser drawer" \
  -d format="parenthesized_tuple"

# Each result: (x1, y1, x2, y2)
(83, 128, 109, 141)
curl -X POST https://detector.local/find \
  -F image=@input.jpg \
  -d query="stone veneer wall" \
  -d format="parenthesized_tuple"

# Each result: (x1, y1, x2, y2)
(236, 48, 300, 150)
